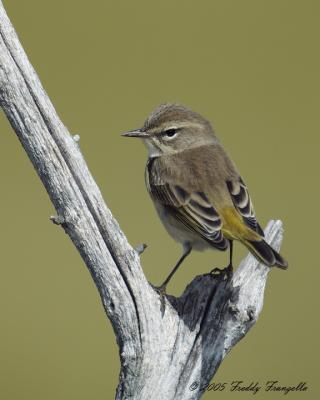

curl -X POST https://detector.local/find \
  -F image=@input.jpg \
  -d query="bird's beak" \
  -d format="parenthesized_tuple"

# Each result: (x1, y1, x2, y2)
(121, 129, 149, 138)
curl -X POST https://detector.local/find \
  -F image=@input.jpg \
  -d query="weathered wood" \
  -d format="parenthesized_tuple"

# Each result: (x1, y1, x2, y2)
(0, 2, 285, 399)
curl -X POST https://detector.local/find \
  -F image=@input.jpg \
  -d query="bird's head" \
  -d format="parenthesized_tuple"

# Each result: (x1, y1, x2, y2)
(122, 103, 217, 157)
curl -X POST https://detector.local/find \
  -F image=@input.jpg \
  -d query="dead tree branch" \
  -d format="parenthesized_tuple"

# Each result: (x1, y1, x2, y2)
(0, 3, 285, 399)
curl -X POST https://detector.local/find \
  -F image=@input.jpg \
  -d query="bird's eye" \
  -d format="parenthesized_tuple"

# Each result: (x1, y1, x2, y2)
(164, 129, 177, 138)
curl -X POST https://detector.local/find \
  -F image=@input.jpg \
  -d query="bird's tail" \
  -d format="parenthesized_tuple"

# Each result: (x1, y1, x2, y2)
(243, 239, 288, 269)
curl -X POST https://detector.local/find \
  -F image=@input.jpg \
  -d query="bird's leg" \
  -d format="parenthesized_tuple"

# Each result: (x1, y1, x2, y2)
(226, 239, 234, 277)
(153, 243, 192, 312)
(210, 240, 233, 280)
(156, 243, 192, 293)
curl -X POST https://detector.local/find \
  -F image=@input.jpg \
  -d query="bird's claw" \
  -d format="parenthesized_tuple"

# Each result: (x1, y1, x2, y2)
(209, 264, 233, 280)
(152, 284, 167, 315)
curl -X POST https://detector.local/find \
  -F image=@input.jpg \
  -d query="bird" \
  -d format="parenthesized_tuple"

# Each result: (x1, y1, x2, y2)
(122, 103, 288, 294)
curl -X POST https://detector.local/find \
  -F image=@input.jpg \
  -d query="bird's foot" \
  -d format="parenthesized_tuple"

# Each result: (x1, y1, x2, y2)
(152, 284, 167, 315)
(209, 264, 233, 281)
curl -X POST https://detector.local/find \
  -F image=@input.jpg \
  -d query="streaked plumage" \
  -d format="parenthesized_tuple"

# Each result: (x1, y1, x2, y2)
(122, 103, 288, 290)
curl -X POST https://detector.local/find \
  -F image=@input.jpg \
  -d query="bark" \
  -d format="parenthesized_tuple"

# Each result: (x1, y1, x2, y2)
(0, 3, 285, 399)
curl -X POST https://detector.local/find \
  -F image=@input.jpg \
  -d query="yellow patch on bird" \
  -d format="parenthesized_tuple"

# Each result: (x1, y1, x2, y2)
(220, 207, 260, 241)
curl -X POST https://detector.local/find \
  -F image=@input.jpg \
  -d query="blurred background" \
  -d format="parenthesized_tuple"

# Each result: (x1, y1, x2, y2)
(0, 0, 318, 399)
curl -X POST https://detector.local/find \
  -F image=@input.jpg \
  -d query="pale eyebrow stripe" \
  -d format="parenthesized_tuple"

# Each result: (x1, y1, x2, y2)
(149, 121, 203, 135)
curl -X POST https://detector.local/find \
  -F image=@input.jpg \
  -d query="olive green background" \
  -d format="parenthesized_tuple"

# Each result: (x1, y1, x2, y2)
(0, 0, 318, 399)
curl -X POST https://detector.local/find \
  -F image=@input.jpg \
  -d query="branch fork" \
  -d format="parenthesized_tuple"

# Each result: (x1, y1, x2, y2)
(0, 3, 285, 399)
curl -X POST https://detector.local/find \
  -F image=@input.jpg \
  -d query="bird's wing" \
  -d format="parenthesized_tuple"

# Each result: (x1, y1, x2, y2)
(226, 178, 264, 237)
(146, 166, 228, 250)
